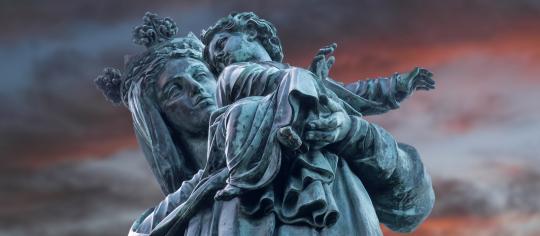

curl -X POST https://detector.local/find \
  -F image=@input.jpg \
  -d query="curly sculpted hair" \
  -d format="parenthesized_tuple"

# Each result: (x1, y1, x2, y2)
(201, 12, 284, 74)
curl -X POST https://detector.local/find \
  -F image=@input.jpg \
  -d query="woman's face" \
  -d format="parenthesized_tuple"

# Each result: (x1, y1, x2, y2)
(156, 57, 217, 135)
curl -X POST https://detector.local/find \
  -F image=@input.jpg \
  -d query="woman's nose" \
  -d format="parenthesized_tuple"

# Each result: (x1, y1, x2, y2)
(186, 79, 204, 96)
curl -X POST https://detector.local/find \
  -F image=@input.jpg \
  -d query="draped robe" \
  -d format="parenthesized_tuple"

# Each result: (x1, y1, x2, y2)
(129, 62, 434, 236)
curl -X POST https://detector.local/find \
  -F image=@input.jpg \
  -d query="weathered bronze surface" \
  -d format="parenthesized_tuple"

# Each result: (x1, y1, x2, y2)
(96, 12, 435, 236)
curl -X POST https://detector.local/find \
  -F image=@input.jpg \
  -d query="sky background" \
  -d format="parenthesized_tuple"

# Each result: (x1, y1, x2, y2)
(1, 0, 540, 235)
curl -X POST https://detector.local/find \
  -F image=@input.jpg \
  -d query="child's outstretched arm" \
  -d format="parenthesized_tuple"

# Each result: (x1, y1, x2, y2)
(341, 67, 435, 115)
(309, 44, 435, 116)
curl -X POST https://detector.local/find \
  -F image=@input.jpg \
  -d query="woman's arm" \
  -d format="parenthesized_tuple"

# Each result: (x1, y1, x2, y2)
(329, 116, 435, 233)
(128, 170, 204, 235)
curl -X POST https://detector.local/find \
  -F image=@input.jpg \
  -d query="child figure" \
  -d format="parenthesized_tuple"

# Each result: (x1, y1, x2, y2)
(197, 13, 435, 232)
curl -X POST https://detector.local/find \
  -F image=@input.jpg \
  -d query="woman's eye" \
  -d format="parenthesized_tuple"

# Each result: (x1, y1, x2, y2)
(166, 84, 182, 98)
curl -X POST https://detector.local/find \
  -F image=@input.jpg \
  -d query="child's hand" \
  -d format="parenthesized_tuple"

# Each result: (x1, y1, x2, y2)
(309, 43, 337, 80)
(396, 67, 435, 100)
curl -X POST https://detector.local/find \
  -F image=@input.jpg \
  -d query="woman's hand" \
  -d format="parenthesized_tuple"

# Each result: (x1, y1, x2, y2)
(303, 96, 351, 150)
(277, 126, 303, 151)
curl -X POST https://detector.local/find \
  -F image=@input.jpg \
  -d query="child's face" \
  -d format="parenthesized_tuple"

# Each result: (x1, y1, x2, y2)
(207, 31, 272, 72)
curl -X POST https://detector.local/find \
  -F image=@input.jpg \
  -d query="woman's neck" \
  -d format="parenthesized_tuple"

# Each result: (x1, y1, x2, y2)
(175, 130, 208, 170)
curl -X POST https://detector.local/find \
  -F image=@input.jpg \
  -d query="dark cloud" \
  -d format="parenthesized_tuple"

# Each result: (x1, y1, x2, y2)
(0, 45, 136, 167)
(0, 2, 223, 167)
(217, 0, 540, 62)
(0, 150, 162, 236)
(430, 171, 540, 218)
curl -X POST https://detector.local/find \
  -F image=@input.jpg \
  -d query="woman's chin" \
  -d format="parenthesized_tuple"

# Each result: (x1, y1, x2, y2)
(195, 107, 215, 122)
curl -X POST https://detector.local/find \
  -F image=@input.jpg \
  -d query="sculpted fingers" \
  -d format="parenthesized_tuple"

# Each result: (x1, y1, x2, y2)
(413, 74, 435, 91)
(326, 56, 335, 73)
(422, 82, 436, 90)
(418, 69, 435, 82)
(317, 47, 333, 56)
(418, 68, 433, 77)
(309, 55, 327, 79)
(317, 43, 337, 56)
(324, 97, 343, 113)
(410, 68, 435, 91)
(307, 117, 339, 131)
(410, 66, 421, 78)
(310, 55, 325, 71)
(312, 43, 337, 79)
(415, 85, 432, 91)
(277, 126, 303, 150)
(423, 76, 436, 85)
(304, 130, 337, 143)
(329, 43, 338, 51)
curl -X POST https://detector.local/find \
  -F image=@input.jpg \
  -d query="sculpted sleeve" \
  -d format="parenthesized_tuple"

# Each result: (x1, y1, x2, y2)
(330, 116, 435, 233)
(216, 62, 282, 107)
(128, 170, 204, 236)
(336, 74, 404, 115)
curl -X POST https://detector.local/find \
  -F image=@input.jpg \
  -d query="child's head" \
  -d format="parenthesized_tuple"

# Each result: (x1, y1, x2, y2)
(201, 12, 284, 74)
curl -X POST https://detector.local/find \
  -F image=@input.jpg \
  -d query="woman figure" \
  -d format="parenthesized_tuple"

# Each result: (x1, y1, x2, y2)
(95, 12, 218, 195)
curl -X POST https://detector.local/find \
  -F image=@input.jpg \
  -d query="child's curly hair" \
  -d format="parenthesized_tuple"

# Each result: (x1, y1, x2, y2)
(201, 12, 283, 75)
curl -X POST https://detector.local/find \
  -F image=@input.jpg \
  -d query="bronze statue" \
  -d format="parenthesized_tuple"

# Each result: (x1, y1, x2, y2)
(96, 12, 435, 236)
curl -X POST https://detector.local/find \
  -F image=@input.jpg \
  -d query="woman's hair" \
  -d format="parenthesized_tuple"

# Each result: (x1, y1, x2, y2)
(96, 12, 205, 106)
(94, 12, 205, 194)
(201, 12, 284, 74)
(121, 33, 205, 104)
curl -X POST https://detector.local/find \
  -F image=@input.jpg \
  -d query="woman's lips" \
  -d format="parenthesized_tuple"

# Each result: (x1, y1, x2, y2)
(194, 96, 214, 107)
